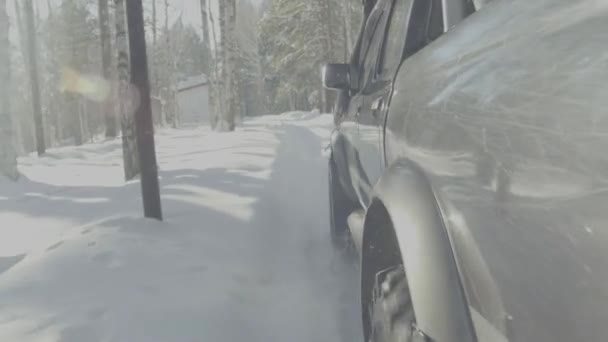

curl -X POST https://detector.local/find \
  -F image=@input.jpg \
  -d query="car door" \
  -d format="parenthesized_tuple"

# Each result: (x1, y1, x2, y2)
(333, 0, 390, 207)
(350, 0, 392, 206)
(357, 0, 444, 193)
(347, 0, 389, 132)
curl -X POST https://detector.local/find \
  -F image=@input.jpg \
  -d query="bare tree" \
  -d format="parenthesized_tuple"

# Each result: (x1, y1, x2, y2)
(200, 0, 217, 126)
(46, 0, 52, 18)
(199, 0, 210, 53)
(13, 0, 26, 64)
(163, 0, 171, 126)
(227, 0, 241, 128)
(115, 0, 139, 180)
(218, 0, 239, 131)
(342, 0, 353, 59)
(24, 0, 45, 155)
(152, 0, 157, 46)
(11, 0, 27, 154)
(151, 0, 158, 93)
(0, 0, 18, 179)
(319, 0, 334, 112)
(99, 0, 117, 137)
(233, 0, 263, 117)
(208, 1, 224, 129)
(126, 0, 162, 220)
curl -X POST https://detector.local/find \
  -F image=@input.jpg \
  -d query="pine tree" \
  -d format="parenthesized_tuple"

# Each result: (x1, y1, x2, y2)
(259, 0, 361, 113)
(44, 0, 99, 146)
(0, 0, 18, 179)
(235, 0, 264, 116)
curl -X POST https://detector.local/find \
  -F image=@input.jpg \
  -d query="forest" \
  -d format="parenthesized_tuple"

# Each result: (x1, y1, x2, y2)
(0, 0, 362, 181)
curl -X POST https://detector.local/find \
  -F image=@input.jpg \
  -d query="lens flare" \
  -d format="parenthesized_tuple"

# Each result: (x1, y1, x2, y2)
(60, 67, 111, 102)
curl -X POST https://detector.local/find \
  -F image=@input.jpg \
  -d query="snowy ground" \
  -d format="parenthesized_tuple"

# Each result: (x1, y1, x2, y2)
(0, 112, 362, 342)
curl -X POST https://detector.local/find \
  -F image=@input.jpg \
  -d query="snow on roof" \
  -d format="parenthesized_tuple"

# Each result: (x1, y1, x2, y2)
(177, 74, 209, 92)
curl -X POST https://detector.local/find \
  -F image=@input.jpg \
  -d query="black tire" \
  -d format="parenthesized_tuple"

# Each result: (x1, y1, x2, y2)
(368, 266, 417, 342)
(328, 157, 354, 249)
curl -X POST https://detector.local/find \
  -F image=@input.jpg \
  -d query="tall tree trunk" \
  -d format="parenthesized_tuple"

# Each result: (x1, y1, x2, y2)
(79, 99, 88, 142)
(219, 0, 239, 131)
(13, 0, 25, 60)
(200, 0, 216, 126)
(342, 1, 353, 61)
(99, 0, 117, 137)
(115, 0, 139, 180)
(219, 0, 228, 130)
(163, 0, 171, 126)
(208, 1, 223, 129)
(152, 0, 157, 46)
(319, 0, 334, 113)
(151, 0, 157, 94)
(12, 0, 26, 153)
(0, 0, 18, 179)
(33, 0, 51, 148)
(200, 0, 210, 53)
(24, 0, 45, 155)
(125, 0, 163, 220)
(227, 0, 241, 125)
(46, 0, 53, 18)
(69, 45, 84, 146)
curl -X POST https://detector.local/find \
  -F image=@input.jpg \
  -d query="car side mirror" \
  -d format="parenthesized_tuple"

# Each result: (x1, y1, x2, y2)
(322, 64, 351, 91)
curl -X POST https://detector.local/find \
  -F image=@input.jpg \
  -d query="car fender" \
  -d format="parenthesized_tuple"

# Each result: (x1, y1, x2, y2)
(361, 158, 477, 342)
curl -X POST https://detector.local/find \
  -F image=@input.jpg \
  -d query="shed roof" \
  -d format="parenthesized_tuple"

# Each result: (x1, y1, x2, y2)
(177, 74, 209, 92)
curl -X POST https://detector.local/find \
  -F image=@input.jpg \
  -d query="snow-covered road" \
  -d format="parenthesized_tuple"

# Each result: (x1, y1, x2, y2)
(0, 113, 362, 342)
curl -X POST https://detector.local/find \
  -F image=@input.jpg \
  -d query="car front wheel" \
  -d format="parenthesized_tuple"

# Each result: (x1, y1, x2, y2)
(368, 266, 421, 342)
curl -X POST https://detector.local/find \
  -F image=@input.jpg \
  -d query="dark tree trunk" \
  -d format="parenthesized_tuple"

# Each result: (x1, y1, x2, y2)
(218, 0, 238, 131)
(24, 0, 45, 155)
(0, 0, 18, 179)
(126, 0, 163, 220)
(200, 0, 210, 54)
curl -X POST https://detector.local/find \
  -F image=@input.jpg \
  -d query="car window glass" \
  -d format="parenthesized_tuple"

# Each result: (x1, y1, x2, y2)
(403, 0, 433, 57)
(379, 0, 413, 77)
(358, 5, 385, 65)
(360, 11, 390, 87)
(356, 0, 390, 92)
(427, 0, 444, 42)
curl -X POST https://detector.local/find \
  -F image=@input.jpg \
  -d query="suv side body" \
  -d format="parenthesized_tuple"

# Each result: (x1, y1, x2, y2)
(329, 0, 608, 341)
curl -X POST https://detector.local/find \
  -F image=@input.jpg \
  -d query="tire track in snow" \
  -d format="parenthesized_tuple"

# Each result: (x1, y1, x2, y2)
(243, 123, 362, 342)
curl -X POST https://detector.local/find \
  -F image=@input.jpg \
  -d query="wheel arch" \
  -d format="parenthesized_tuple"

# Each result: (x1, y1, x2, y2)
(361, 199, 403, 341)
(361, 159, 477, 342)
